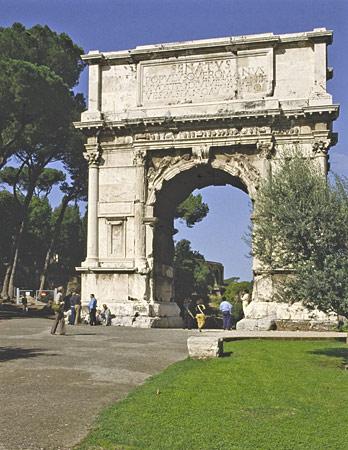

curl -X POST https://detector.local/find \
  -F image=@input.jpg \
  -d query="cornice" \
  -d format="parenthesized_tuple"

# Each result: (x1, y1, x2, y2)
(81, 29, 333, 65)
(73, 104, 339, 132)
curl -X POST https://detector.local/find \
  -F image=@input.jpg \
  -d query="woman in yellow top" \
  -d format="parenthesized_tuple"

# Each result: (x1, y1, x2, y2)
(195, 299, 206, 332)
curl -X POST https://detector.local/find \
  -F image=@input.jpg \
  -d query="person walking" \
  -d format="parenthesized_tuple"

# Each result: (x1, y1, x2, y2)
(219, 297, 233, 330)
(88, 294, 97, 326)
(50, 299, 66, 335)
(195, 299, 206, 332)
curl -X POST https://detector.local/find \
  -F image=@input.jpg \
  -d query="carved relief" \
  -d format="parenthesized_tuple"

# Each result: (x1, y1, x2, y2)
(147, 152, 191, 188)
(273, 126, 300, 136)
(257, 141, 275, 159)
(192, 144, 211, 164)
(146, 149, 260, 202)
(134, 126, 269, 143)
(215, 152, 261, 192)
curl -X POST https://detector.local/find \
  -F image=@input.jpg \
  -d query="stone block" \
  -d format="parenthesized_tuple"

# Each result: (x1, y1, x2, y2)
(187, 336, 223, 359)
(236, 318, 276, 331)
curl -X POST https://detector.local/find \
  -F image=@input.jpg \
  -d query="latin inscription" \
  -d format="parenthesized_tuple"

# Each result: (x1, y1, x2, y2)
(140, 55, 269, 105)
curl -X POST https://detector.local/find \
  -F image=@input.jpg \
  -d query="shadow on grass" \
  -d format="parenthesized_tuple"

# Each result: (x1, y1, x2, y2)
(310, 348, 348, 365)
(0, 347, 53, 362)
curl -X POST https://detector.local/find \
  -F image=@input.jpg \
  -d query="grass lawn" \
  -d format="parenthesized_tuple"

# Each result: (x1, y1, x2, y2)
(77, 340, 348, 450)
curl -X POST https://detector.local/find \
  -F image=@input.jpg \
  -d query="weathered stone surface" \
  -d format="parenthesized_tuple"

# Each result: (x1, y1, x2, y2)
(187, 330, 348, 358)
(187, 335, 223, 359)
(75, 29, 338, 328)
(236, 318, 276, 331)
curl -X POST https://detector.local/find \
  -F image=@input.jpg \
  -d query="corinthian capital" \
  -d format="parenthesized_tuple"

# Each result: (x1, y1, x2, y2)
(83, 144, 102, 166)
(133, 148, 147, 166)
(312, 139, 330, 156)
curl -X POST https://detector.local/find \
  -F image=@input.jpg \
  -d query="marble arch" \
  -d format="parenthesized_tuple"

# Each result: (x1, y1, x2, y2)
(75, 29, 338, 328)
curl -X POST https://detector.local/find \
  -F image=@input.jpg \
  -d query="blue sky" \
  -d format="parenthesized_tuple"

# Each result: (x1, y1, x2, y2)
(1, 0, 347, 280)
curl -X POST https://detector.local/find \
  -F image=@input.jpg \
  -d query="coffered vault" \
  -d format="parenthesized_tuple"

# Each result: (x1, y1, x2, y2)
(75, 29, 338, 328)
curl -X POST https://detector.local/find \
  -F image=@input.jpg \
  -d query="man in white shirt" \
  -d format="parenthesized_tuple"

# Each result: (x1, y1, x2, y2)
(219, 298, 233, 330)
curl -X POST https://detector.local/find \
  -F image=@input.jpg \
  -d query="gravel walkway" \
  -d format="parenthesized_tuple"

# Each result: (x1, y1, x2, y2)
(0, 316, 193, 450)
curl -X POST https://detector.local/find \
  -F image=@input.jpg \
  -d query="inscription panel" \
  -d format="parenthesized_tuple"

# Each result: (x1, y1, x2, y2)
(138, 49, 273, 106)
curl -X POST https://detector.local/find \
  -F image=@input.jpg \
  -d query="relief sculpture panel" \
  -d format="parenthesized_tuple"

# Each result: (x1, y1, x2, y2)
(138, 49, 273, 106)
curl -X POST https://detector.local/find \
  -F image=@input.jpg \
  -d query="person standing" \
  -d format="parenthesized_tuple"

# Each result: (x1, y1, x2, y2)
(195, 299, 206, 332)
(74, 292, 82, 325)
(101, 304, 112, 326)
(51, 299, 66, 335)
(63, 292, 71, 312)
(21, 296, 28, 313)
(69, 292, 76, 325)
(219, 297, 233, 330)
(182, 298, 195, 329)
(55, 287, 63, 305)
(88, 294, 97, 326)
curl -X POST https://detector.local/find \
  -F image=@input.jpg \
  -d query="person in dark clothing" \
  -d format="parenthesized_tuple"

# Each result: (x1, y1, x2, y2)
(69, 291, 80, 325)
(74, 294, 82, 325)
(63, 293, 71, 312)
(88, 294, 97, 326)
(21, 296, 28, 312)
(50, 300, 66, 335)
(182, 298, 195, 329)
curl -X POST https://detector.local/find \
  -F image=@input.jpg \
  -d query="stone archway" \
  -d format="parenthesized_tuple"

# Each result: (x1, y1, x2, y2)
(75, 29, 338, 328)
(148, 150, 255, 307)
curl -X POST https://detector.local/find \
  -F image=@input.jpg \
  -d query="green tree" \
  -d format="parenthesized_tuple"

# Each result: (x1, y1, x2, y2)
(0, 167, 65, 296)
(224, 279, 252, 322)
(18, 196, 52, 288)
(45, 205, 85, 287)
(38, 132, 87, 290)
(0, 23, 84, 168)
(173, 239, 214, 304)
(252, 155, 348, 318)
(175, 193, 209, 227)
(0, 23, 85, 297)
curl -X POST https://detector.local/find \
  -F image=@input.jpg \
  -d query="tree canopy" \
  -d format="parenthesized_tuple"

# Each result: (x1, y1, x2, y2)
(252, 155, 348, 318)
(0, 23, 86, 296)
(175, 193, 209, 228)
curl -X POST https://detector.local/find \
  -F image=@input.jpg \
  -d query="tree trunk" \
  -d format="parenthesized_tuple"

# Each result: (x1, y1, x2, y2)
(1, 265, 12, 298)
(3, 184, 36, 298)
(39, 195, 70, 291)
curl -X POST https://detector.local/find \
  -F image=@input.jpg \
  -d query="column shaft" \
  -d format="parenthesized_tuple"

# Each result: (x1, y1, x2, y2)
(86, 164, 99, 263)
(134, 150, 147, 268)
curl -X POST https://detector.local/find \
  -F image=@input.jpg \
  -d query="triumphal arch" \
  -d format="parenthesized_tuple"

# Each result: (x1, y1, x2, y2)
(75, 29, 338, 328)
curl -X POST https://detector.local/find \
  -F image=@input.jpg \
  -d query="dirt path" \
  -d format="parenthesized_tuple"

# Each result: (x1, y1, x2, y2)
(0, 317, 193, 449)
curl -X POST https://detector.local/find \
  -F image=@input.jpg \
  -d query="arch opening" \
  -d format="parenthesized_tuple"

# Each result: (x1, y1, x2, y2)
(151, 164, 251, 304)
